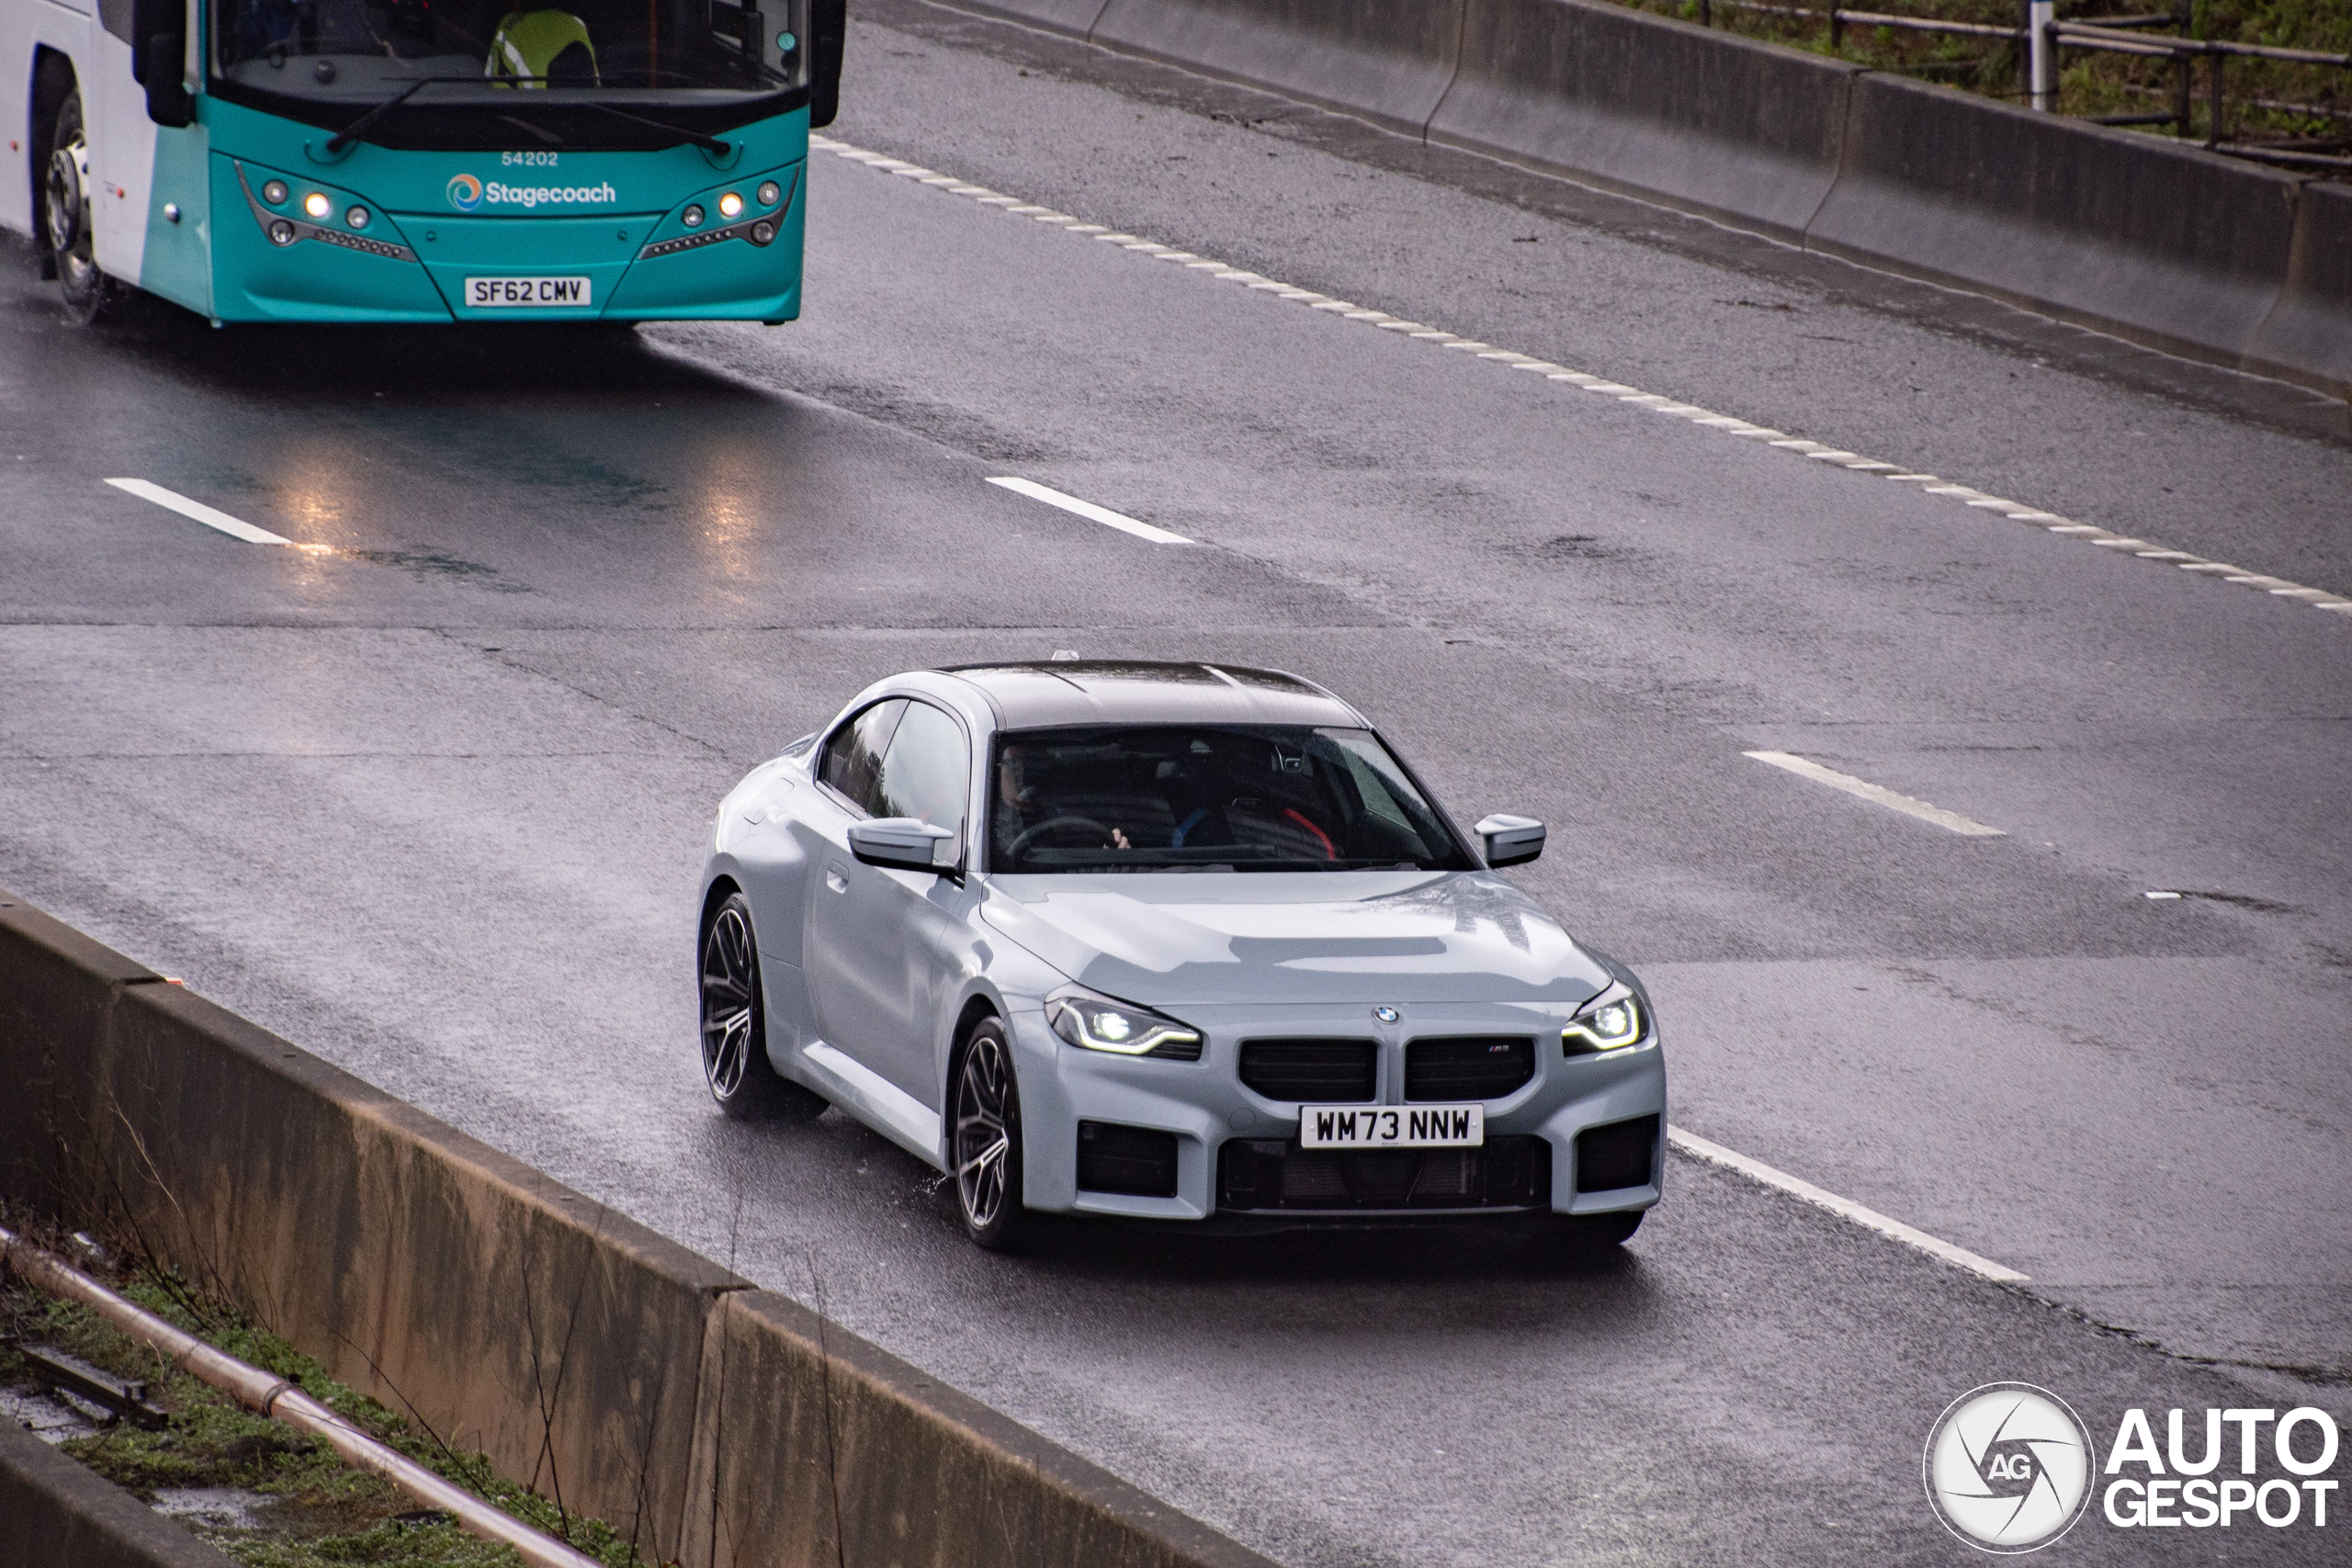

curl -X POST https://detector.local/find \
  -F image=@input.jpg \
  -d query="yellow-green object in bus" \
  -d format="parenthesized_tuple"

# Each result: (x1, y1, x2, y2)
(485, 10, 600, 87)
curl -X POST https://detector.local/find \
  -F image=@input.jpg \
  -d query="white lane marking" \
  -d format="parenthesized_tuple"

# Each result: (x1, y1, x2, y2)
(809, 133, 2352, 623)
(985, 476, 1193, 544)
(103, 479, 290, 546)
(1669, 1126, 2029, 1283)
(1743, 750, 2006, 837)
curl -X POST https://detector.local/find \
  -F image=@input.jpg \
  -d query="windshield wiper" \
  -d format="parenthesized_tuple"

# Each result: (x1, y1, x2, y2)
(498, 114, 566, 146)
(574, 100, 729, 154)
(324, 75, 432, 154)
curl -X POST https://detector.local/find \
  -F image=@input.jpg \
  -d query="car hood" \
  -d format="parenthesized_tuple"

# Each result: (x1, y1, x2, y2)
(980, 871, 1611, 1006)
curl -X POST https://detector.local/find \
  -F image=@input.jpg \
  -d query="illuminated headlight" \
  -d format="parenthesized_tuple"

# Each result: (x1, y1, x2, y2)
(1047, 988, 1202, 1060)
(261, 179, 288, 206)
(1562, 982, 1646, 1055)
(718, 191, 743, 219)
(756, 180, 781, 207)
(303, 191, 332, 219)
(345, 205, 370, 230)
(682, 204, 706, 229)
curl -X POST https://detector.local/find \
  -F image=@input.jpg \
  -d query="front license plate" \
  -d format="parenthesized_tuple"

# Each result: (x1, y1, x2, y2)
(1299, 1104, 1484, 1149)
(466, 276, 593, 309)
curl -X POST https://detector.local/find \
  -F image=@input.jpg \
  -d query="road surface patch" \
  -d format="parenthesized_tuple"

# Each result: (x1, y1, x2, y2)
(809, 134, 2352, 623)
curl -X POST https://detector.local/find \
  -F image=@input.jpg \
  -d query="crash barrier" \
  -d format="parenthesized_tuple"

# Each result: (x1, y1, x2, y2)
(0, 889, 1276, 1568)
(0, 1416, 236, 1568)
(944, 0, 2350, 400)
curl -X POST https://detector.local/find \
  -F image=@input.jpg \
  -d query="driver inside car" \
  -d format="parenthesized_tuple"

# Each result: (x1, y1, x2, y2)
(995, 744, 1132, 854)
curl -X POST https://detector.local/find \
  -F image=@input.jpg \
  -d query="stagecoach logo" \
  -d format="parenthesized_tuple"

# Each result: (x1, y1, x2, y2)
(447, 173, 483, 211)
(445, 173, 620, 210)
(1925, 1383, 2095, 1553)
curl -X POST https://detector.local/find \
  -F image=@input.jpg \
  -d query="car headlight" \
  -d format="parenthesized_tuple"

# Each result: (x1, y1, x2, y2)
(1562, 982, 1646, 1055)
(1047, 988, 1203, 1060)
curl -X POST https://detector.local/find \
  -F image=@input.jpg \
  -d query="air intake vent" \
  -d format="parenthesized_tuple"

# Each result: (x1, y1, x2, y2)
(1238, 1039, 1375, 1102)
(1575, 1114, 1659, 1193)
(1404, 1036, 1534, 1100)
(1078, 1122, 1179, 1197)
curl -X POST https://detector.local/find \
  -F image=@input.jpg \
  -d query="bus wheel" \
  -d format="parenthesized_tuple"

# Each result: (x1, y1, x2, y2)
(43, 90, 115, 324)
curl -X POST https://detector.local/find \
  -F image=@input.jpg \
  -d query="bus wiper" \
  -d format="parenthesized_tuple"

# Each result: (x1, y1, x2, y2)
(574, 101, 729, 154)
(324, 76, 433, 155)
(498, 115, 566, 147)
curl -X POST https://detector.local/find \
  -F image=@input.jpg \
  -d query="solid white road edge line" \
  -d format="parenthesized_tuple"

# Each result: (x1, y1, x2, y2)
(1742, 750, 2006, 837)
(986, 475, 1193, 544)
(1668, 1125, 2030, 1284)
(104, 479, 290, 546)
(811, 134, 2351, 623)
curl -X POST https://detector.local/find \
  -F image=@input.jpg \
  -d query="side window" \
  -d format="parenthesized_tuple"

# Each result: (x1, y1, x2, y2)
(874, 702, 971, 836)
(818, 700, 906, 816)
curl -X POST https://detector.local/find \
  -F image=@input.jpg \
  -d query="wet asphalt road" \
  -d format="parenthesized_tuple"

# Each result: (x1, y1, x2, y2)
(4, 4, 2350, 1562)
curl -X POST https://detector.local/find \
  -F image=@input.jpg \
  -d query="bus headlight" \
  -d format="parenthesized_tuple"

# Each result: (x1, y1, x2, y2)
(757, 181, 781, 207)
(682, 204, 705, 229)
(261, 180, 288, 206)
(751, 220, 775, 244)
(268, 220, 296, 246)
(303, 192, 332, 219)
(345, 206, 370, 230)
(718, 191, 743, 219)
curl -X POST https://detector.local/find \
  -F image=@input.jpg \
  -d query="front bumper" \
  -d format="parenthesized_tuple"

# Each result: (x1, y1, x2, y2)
(1006, 999, 1667, 1223)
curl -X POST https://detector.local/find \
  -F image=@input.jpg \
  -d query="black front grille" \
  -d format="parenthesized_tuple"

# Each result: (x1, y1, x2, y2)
(1575, 1114, 1659, 1192)
(1404, 1036, 1534, 1100)
(1238, 1039, 1375, 1102)
(1078, 1122, 1180, 1197)
(1217, 1135, 1550, 1213)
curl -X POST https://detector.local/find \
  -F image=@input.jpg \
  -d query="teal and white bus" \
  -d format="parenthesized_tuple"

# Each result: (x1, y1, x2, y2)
(2, 0, 841, 323)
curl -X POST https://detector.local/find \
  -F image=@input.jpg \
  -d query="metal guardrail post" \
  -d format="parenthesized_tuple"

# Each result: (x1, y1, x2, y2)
(2206, 50, 2223, 148)
(2171, 0, 2192, 134)
(2029, 0, 2056, 108)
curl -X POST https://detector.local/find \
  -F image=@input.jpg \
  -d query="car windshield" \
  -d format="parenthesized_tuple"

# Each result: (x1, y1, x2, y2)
(988, 726, 1476, 874)
(212, 0, 800, 99)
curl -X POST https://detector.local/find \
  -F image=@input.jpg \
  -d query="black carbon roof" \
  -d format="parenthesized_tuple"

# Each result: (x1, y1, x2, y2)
(936, 660, 1363, 730)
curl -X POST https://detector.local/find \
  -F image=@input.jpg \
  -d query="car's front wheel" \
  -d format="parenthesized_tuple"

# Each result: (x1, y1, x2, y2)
(952, 1019, 1039, 1251)
(698, 893, 826, 1122)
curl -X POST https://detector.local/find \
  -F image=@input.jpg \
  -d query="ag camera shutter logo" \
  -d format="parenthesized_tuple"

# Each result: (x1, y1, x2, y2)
(446, 173, 482, 211)
(1924, 1383, 2094, 1553)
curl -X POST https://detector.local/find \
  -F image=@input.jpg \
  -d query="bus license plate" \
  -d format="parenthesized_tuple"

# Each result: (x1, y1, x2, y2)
(1299, 1104, 1483, 1149)
(467, 276, 593, 309)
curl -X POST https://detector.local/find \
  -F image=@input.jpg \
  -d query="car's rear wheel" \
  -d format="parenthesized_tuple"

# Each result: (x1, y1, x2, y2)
(699, 893, 826, 1122)
(952, 1019, 1039, 1251)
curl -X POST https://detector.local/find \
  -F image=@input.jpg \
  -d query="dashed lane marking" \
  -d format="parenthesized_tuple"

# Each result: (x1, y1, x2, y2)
(810, 135, 2352, 624)
(103, 479, 289, 546)
(986, 476, 1193, 544)
(1669, 1126, 2030, 1284)
(1743, 750, 2006, 837)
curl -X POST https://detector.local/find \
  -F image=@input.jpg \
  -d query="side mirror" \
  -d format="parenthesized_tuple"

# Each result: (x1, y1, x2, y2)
(133, 0, 194, 126)
(1475, 814, 1545, 868)
(808, 0, 845, 127)
(848, 818, 958, 874)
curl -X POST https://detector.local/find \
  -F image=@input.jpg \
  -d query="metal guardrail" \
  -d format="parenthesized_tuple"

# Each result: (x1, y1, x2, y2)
(1685, 0, 2351, 171)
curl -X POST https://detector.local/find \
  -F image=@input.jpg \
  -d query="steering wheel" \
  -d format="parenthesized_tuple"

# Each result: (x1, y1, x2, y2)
(1007, 815, 1115, 857)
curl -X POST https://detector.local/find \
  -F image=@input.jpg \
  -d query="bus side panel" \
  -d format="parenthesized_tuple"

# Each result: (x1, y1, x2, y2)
(0, 0, 35, 235)
(8, 7, 97, 241)
(89, 6, 153, 285)
(139, 114, 208, 314)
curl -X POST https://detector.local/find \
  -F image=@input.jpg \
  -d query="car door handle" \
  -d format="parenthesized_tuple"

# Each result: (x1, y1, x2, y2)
(824, 866, 849, 894)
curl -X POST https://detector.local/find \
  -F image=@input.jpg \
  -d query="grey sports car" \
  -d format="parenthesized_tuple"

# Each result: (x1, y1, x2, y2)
(697, 660, 1665, 1250)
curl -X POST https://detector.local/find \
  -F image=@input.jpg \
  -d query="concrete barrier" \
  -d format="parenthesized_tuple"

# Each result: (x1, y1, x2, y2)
(933, 0, 2349, 400)
(0, 888, 1274, 1568)
(0, 1417, 235, 1568)
(1807, 71, 2305, 378)
(1431, 0, 1860, 243)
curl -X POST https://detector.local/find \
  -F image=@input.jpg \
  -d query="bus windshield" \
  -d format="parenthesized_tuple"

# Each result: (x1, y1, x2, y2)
(212, 0, 804, 125)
